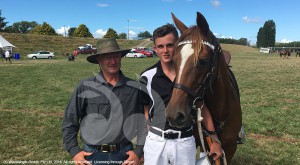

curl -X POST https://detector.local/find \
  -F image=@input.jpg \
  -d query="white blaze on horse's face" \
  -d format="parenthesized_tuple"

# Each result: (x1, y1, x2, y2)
(177, 44, 194, 83)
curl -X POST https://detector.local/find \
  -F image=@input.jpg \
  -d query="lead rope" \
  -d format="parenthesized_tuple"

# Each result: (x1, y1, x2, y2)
(197, 104, 227, 165)
(196, 103, 207, 156)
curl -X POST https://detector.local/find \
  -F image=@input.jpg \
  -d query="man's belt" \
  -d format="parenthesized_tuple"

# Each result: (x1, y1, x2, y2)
(150, 127, 193, 139)
(90, 142, 132, 152)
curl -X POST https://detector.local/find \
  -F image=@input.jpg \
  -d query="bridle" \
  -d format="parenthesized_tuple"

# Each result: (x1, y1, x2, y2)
(173, 39, 222, 110)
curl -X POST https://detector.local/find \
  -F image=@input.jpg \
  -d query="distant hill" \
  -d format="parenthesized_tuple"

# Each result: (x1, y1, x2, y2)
(0, 33, 144, 58)
(221, 43, 258, 55)
(0, 33, 257, 57)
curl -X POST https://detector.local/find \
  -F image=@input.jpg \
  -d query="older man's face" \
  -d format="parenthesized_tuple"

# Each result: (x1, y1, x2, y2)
(97, 52, 122, 75)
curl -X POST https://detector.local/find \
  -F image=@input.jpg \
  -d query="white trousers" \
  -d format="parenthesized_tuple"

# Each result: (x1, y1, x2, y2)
(144, 131, 196, 165)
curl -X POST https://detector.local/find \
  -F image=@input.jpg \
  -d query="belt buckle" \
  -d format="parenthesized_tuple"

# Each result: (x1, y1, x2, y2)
(100, 144, 110, 152)
(162, 129, 181, 139)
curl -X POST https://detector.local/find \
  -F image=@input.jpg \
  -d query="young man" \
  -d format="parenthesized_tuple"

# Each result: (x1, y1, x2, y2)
(140, 24, 222, 165)
(62, 38, 147, 165)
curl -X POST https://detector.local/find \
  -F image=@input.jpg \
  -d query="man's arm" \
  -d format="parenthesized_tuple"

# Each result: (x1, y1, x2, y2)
(62, 82, 86, 158)
(133, 91, 148, 159)
(201, 104, 223, 161)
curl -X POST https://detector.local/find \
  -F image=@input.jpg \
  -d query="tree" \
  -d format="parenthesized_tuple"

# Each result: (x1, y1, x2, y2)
(73, 24, 93, 38)
(238, 38, 248, 46)
(0, 10, 8, 32)
(138, 31, 152, 38)
(264, 20, 276, 47)
(256, 20, 276, 47)
(9, 21, 38, 33)
(218, 37, 249, 46)
(68, 27, 77, 37)
(31, 22, 57, 35)
(256, 27, 264, 47)
(118, 33, 127, 39)
(103, 28, 118, 38)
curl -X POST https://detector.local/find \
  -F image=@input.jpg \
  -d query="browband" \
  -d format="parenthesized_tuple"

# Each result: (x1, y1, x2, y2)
(178, 40, 215, 51)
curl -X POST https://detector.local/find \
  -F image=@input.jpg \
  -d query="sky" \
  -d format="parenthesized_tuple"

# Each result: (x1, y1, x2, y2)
(0, 0, 299, 45)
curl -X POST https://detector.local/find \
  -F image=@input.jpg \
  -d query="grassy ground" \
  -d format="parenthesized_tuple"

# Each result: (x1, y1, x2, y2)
(0, 44, 299, 164)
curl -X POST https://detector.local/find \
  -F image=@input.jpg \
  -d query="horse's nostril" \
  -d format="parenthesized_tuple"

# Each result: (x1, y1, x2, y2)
(174, 112, 186, 124)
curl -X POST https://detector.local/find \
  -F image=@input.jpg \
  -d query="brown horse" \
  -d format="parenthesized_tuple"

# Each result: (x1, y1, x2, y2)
(279, 49, 291, 58)
(166, 12, 242, 163)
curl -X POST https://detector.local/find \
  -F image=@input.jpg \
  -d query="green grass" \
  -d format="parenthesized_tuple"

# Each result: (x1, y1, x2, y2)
(0, 42, 299, 164)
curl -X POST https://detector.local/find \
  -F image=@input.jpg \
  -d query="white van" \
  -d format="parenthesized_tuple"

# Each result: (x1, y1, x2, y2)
(260, 47, 270, 53)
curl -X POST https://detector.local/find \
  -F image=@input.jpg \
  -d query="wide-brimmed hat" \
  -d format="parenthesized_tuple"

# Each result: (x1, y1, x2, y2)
(87, 38, 130, 64)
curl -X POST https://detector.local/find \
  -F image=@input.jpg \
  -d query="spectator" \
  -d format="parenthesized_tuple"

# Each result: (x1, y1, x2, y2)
(73, 49, 78, 57)
(5, 50, 12, 64)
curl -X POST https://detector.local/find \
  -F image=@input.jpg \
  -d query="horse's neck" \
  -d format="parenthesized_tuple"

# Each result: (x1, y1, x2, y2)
(206, 60, 233, 117)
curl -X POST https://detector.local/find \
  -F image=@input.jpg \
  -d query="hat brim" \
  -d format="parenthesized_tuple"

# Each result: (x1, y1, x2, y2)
(86, 49, 131, 64)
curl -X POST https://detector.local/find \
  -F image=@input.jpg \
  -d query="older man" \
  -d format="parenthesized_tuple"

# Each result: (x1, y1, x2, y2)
(62, 38, 147, 165)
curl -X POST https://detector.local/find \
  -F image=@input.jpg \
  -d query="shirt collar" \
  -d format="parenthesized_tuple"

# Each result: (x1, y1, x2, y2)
(156, 61, 166, 77)
(96, 70, 126, 87)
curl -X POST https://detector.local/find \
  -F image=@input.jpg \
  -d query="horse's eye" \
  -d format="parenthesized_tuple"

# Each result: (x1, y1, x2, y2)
(198, 59, 208, 66)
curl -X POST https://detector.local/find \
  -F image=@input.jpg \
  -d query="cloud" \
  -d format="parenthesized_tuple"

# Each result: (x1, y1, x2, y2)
(213, 33, 233, 39)
(280, 39, 292, 43)
(242, 16, 260, 23)
(56, 26, 70, 36)
(93, 29, 107, 38)
(211, 0, 221, 7)
(96, 3, 109, 7)
(129, 31, 137, 38)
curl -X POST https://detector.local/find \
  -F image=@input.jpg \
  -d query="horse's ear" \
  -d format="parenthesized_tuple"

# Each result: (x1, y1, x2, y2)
(196, 12, 209, 35)
(171, 12, 188, 34)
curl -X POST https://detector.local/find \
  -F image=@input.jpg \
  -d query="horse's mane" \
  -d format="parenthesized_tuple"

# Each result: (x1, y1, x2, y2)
(176, 26, 203, 66)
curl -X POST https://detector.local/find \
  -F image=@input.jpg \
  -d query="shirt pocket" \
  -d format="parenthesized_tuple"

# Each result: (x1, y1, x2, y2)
(88, 97, 111, 119)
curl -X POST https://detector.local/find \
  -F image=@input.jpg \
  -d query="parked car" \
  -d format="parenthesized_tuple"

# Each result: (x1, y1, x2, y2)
(27, 51, 55, 59)
(78, 44, 93, 50)
(75, 47, 97, 54)
(147, 47, 157, 56)
(134, 48, 153, 57)
(125, 51, 146, 58)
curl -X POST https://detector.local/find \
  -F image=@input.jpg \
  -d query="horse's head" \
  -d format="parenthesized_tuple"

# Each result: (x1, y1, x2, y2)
(166, 12, 223, 128)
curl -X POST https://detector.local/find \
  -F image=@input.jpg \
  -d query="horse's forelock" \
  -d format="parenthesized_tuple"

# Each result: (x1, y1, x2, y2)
(176, 26, 203, 66)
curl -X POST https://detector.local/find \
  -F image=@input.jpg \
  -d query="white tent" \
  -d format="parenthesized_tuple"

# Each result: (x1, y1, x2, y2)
(0, 35, 16, 54)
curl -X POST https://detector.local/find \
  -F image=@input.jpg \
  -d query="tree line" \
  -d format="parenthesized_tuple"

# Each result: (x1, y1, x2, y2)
(4, 10, 296, 47)
(0, 10, 152, 39)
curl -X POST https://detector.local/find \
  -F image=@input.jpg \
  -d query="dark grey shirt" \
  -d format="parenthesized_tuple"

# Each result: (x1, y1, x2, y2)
(62, 71, 147, 158)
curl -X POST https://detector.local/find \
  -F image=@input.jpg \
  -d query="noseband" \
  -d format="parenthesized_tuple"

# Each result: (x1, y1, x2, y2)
(174, 39, 221, 109)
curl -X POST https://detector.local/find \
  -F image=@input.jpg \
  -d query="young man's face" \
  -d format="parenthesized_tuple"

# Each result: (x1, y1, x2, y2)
(153, 33, 176, 64)
(97, 52, 122, 75)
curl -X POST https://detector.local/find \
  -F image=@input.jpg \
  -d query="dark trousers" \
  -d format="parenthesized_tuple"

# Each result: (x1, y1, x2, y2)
(83, 144, 133, 165)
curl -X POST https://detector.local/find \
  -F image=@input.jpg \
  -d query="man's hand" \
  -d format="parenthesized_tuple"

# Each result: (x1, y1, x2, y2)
(209, 141, 222, 161)
(122, 151, 139, 165)
(73, 151, 93, 165)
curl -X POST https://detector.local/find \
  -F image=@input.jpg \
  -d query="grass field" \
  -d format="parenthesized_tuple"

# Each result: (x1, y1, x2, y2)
(0, 44, 299, 165)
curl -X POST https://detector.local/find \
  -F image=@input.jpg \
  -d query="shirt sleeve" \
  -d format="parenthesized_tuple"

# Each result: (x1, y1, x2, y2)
(133, 90, 148, 158)
(139, 76, 151, 105)
(62, 81, 85, 158)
